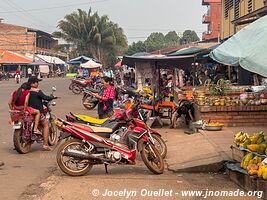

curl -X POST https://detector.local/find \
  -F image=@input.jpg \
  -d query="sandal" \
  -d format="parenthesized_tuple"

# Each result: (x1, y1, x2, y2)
(34, 130, 42, 135)
(42, 145, 53, 151)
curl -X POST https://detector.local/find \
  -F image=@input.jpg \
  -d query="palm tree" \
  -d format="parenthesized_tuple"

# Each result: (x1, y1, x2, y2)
(53, 8, 127, 66)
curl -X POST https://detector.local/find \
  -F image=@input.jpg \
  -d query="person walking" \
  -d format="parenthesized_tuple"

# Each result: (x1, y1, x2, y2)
(27, 67, 32, 78)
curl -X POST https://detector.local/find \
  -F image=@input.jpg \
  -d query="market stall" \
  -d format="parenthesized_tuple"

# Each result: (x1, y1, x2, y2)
(191, 83, 267, 127)
(197, 15, 267, 127)
(226, 131, 267, 199)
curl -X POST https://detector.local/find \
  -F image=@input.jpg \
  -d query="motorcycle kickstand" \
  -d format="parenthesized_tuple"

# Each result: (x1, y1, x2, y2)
(104, 163, 108, 174)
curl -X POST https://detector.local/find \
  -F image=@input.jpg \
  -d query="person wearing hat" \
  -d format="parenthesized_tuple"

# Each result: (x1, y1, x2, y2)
(25, 76, 57, 151)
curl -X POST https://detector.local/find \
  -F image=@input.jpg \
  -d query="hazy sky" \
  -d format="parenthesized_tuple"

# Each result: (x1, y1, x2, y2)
(0, 0, 207, 43)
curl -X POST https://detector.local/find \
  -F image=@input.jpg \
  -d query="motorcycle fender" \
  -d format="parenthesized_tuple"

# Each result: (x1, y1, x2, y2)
(149, 129, 161, 137)
(137, 136, 149, 152)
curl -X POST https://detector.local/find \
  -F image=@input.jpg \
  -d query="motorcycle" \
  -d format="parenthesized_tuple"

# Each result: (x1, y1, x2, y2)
(9, 87, 58, 154)
(66, 101, 167, 158)
(55, 107, 164, 176)
(82, 87, 100, 110)
(69, 78, 94, 95)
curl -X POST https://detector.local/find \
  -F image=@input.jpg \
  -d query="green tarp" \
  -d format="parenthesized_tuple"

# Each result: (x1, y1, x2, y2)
(210, 15, 267, 77)
(168, 46, 206, 56)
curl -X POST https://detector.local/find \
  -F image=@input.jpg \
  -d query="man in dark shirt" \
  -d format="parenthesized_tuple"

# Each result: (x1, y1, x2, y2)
(26, 76, 55, 151)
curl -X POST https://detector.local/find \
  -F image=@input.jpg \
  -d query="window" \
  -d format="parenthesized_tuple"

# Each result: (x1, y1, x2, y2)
(224, 0, 234, 18)
(234, 0, 240, 19)
(248, 0, 252, 13)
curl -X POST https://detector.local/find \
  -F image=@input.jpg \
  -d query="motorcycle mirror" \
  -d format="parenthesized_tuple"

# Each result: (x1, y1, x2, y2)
(52, 86, 57, 92)
(51, 102, 57, 106)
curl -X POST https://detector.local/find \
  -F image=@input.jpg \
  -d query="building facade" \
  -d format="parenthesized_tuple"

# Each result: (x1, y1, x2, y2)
(0, 22, 61, 57)
(221, 0, 267, 40)
(202, 0, 221, 41)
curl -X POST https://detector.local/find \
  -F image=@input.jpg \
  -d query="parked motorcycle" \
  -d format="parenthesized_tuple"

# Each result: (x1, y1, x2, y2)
(82, 87, 100, 110)
(9, 87, 58, 154)
(69, 78, 93, 95)
(66, 102, 167, 158)
(55, 107, 164, 176)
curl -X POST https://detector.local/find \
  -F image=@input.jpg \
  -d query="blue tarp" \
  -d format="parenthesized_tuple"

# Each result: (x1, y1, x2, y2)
(210, 15, 267, 77)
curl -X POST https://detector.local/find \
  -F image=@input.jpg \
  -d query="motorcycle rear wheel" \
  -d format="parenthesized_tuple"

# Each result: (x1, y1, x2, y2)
(140, 142, 164, 174)
(13, 129, 31, 154)
(82, 96, 97, 110)
(72, 84, 82, 95)
(57, 139, 93, 176)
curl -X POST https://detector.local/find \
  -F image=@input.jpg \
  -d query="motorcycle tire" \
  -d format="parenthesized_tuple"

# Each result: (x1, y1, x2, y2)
(140, 141, 164, 174)
(48, 116, 58, 146)
(13, 129, 31, 154)
(57, 139, 93, 176)
(69, 83, 74, 90)
(82, 96, 98, 110)
(151, 134, 167, 159)
(72, 84, 82, 95)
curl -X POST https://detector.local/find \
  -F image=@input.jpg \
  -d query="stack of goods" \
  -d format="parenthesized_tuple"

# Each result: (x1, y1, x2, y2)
(234, 131, 267, 179)
(241, 153, 267, 179)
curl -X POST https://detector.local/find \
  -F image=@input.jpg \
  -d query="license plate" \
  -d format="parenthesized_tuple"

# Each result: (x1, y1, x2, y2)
(12, 122, 21, 129)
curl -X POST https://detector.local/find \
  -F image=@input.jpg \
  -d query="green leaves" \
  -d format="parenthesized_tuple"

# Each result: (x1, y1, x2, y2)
(53, 8, 127, 66)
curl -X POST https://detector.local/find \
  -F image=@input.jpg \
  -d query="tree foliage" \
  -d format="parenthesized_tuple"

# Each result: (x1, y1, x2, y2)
(180, 30, 200, 44)
(126, 30, 200, 55)
(53, 8, 128, 66)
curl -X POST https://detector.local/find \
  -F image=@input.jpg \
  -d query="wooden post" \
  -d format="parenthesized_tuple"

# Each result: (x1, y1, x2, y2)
(228, 65, 231, 81)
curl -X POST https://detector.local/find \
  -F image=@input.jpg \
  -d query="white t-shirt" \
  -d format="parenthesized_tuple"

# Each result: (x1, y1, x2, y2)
(28, 68, 32, 74)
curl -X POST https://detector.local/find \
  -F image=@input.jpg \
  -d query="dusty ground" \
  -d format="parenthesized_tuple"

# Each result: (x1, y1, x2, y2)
(0, 78, 261, 200)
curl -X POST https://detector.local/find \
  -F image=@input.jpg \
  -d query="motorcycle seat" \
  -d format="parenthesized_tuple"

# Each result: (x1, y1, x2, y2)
(86, 125, 113, 133)
(73, 114, 108, 125)
(101, 120, 120, 132)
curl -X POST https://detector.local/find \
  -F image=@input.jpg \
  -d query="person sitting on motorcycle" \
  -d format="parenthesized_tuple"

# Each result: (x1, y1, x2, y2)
(8, 82, 41, 134)
(92, 76, 115, 119)
(25, 76, 57, 151)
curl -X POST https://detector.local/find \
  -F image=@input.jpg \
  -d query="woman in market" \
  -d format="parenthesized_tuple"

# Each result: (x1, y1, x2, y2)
(91, 76, 115, 119)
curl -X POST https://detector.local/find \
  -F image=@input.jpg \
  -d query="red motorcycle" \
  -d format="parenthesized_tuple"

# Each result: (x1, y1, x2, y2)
(55, 107, 164, 176)
(9, 87, 58, 154)
(66, 104, 167, 158)
(69, 78, 93, 95)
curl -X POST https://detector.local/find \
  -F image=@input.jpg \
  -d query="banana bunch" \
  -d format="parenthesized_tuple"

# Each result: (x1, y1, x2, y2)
(234, 131, 249, 146)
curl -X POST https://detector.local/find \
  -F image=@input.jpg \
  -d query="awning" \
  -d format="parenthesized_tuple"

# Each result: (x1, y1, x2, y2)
(80, 59, 102, 69)
(168, 46, 207, 56)
(68, 56, 94, 64)
(28, 59, 52, 66)
(210, 15, 267, 77)
(122, 55, 195, 69)
(0, 50, 32, 64)
(115, 60, 122, 67)
(36, 55, 65, 65)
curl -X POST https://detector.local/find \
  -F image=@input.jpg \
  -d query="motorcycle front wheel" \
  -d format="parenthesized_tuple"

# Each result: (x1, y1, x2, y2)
(13, 129, 32, 154)
(57, 139, 93, 176)
(140, 142, 164, 174)
(68, 82, 74, 90)
(82, 96, 98, 110)
(151, 134, 167, 159)
(72, 84, 82, 95)
(48, 116, 58, 146)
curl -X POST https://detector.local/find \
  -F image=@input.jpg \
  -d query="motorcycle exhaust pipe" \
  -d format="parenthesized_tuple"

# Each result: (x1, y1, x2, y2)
(62, 149, 103, 162)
